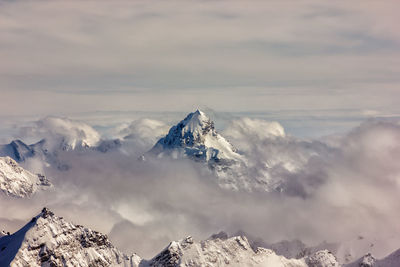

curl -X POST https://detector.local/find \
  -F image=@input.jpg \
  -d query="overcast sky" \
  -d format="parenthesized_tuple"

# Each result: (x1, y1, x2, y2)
(0, 0, 399, 131)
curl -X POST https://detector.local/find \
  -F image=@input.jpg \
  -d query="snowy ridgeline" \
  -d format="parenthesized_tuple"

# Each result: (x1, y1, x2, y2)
(1, 208, 398, 267)
(0, 208, 141, 267)
(0, 208, 339, 267)
(0, 157, 51, 198)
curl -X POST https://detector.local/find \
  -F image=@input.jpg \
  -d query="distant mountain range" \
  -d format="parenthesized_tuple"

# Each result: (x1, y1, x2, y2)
(0, 137, 121, 171)
(0, 110, 291, 192)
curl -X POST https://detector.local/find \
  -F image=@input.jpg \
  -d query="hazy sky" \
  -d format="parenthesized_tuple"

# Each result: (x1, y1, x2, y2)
(1, 0, 399, 119)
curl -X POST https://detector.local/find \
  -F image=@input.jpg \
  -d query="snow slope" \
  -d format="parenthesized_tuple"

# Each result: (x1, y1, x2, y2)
(5, 209, 400, 267)
(0, 208, 344, 267)
(0, 208, 141, 267)
(0, 156, 51, 198)
(146, 235, 340, 267)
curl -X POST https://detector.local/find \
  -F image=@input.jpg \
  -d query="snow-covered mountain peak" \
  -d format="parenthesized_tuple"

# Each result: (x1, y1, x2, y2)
(149, 110, 242, 162)
(146, 111, 300, 191)
(0, 156, 51, 198)
(146, 110, 254, 190)
(156, 109, 217, 149)
(0, 208, 141, 267)
(180, 109, 211, 134)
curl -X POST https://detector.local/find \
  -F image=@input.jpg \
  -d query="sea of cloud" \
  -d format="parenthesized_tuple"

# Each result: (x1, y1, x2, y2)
(1, 115, 400, 262)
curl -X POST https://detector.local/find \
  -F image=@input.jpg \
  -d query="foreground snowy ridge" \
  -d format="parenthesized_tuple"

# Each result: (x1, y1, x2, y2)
(0, 208, 141, 267)
(146, 235, 340, 267)
(2, 208, 400, 266)
(0, 208, 341, 267)
(0, 156, 51, 198)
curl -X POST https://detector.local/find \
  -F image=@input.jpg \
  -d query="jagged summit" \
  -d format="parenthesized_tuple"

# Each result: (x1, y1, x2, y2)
(150, 109, 216, 150)
(149, 109, 242, 162)
(177, 109, 213, 139)
(147, 110, 251, 190)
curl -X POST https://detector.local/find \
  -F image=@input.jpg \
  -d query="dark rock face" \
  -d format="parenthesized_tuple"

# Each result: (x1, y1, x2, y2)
(41, 207, 54, 218)
(150, 246, 182, 267)
(80, 230, 112, 248)
(96, 139, 122, 153)
(10, 140, 35, 162)
(209, 231, 228, 240)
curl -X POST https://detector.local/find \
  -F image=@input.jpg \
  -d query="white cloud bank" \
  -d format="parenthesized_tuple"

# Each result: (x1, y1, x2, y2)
(1, 116, 400, 263)
(18, 116, 101, 151)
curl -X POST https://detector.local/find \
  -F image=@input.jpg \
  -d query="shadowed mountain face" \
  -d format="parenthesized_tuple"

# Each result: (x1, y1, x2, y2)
(0, 139, 46, 163)
(0, 138, 70, 173)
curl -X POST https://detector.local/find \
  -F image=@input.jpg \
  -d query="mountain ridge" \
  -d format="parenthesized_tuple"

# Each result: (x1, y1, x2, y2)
(0, 156, 51, 198)
(0, 208, 141, 267)
(2, 208, 399, 266)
